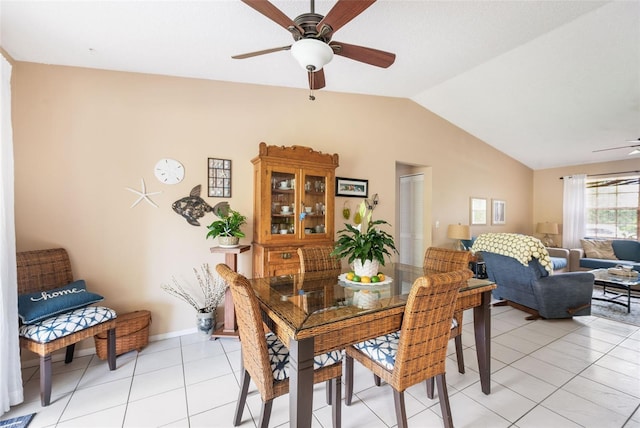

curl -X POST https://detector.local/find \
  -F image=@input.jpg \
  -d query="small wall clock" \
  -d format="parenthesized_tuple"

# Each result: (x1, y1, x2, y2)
(154, 158, 185, 184)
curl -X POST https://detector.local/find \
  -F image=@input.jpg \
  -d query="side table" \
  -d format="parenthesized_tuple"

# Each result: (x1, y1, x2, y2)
(210, 244, 251, 339)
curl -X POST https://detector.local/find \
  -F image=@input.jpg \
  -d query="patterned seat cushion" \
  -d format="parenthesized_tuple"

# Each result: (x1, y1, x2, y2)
(266, 333, 342, 381)
(353, 318, 458, 371)
(353, 331, 400, 371)
(19, 306, 117, 344)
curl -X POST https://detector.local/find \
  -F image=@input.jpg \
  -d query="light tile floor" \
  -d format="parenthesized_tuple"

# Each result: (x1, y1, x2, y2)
(3, 304, 640, 427)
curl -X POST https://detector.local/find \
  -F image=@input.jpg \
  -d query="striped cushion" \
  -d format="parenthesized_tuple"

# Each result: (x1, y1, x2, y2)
(266, 333, 342, 381)
(19, 306, 117, 344)
(352, 319, 459, 371)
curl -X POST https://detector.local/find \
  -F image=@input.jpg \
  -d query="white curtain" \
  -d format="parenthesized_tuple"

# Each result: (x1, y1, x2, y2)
(0, 53, 23, 415)
(562, 174, 586, 249)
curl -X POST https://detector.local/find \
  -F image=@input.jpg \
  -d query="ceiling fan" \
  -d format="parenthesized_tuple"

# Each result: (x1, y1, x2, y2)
(233, 0, 396, 99)
(592, 138, 640, 155)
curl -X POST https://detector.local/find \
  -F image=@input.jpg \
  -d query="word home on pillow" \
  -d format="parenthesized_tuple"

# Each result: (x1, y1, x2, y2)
(18, 279, 104, 324)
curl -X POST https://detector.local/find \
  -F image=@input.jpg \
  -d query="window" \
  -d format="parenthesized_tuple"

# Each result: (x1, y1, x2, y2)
(585, 175, 639, 239)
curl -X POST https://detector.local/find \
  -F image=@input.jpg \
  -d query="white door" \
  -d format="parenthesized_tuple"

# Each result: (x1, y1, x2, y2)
(399, 174, 424, 266)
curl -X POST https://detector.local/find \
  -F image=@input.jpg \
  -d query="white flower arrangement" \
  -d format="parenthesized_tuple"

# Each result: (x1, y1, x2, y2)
(161, 263, 227, 313)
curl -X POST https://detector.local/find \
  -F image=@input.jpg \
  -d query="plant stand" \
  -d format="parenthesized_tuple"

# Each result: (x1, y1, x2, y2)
(209, 244, 251, 339)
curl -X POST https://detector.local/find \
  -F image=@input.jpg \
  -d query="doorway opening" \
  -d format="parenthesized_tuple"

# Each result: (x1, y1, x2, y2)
(396, 163, 432, 266)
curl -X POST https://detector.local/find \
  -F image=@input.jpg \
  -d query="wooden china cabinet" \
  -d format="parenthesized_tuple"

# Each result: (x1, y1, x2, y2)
(251, 143, 339, 278)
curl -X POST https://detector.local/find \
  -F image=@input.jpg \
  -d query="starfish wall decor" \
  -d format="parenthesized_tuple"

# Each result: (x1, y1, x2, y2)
(126, 178, 162, 208)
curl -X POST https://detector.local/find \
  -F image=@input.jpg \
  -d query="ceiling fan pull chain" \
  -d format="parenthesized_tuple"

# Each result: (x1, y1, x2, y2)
(308, 65, 316, 101)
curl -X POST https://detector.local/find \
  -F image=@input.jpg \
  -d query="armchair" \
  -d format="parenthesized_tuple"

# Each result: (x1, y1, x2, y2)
(16, 248, 117, 406)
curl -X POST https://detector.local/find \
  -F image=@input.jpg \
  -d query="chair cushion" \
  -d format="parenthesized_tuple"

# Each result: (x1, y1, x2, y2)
(18, 279, 105, 324)
(19, 306, 117, 344)
(550, 256, 568, 271)
(353, 318, 458, 371)
(265, 333, 342, 381)
(353, 331, 401, 371)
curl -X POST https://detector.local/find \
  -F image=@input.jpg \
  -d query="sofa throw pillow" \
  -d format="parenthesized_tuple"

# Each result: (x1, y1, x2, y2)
(18, 279, 104, 324)
(581, 239, 618, 260)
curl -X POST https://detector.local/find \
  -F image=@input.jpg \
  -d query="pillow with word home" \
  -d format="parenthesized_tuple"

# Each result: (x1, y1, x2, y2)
(18, 279, 105, 324)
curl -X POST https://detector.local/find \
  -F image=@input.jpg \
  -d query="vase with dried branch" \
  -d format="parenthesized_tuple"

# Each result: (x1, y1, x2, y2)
(161, 263, 227, 334)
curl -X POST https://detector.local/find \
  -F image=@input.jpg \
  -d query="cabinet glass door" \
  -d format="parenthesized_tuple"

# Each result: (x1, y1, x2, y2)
(301, 172, 327, 237)
(269, 169, 296, 236)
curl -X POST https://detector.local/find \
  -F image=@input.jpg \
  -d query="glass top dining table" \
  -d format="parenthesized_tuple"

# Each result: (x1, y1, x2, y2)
(247, 263, 496, 428)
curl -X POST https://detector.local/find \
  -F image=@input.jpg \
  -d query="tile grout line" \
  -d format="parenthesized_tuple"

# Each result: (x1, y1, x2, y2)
(178, 335, 192, 428)
(119, 351, 139, 428)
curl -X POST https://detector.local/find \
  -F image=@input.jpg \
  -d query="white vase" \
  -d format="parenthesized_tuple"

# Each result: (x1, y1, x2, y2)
(353, 259, 380, 278)
(196, 311, 215, 335)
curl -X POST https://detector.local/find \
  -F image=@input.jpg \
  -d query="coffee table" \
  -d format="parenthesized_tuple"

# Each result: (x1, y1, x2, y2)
(591, 269, 640, 313)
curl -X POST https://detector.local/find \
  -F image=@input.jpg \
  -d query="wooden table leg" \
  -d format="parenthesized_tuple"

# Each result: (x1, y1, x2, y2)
(474, 289, 492, 395)
(289, 337, 315, 428)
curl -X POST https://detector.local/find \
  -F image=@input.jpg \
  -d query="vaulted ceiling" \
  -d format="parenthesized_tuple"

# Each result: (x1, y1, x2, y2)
(1, 0, 638, 170)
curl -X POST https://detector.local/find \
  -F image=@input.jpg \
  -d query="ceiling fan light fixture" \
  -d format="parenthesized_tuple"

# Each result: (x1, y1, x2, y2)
(291, 38, 334, 71)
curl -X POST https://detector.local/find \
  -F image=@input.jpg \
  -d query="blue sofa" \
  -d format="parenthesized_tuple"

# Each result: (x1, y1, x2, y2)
(472, 233, 594, 319)
(569, 239, 640, 272)
(480, 253, 594, 318)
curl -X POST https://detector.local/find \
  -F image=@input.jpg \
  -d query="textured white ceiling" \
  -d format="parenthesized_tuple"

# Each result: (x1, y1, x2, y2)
(1, 0, 639, 170)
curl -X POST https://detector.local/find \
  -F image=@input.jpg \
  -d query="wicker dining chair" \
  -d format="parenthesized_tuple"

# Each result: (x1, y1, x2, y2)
(16, 248, 117, 406)
(422, 247, 474, 399)
(297, 245, 342, 404)
(215, 263, 343, 428)
(368, 247, 473, 392)
(297, 246, 342, 273)
(344, 269, 473, 428)
(423, 247, 473, 372)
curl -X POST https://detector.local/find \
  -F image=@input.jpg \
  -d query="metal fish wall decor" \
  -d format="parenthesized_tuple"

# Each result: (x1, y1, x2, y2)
(172, 185, 214, 226)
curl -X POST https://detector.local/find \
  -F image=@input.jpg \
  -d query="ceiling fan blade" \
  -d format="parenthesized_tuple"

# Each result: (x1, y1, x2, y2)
(232, 45, 292, 59)
(308, 68, 326, 90)
(330, 41, 395, 68)
(317, 0, 376, 36)
(241, 0, 303, 34)
(592, 143, 640, 153)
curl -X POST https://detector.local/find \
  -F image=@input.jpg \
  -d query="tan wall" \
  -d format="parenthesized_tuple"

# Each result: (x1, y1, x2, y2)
(533, 158, 639, 247)
(11, 62, 533, 340)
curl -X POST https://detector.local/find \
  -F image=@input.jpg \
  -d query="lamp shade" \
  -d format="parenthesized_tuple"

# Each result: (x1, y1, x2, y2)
(290, 39, 334, 71)
(536, 222, 559, 235)
(447, 224, 471, 240)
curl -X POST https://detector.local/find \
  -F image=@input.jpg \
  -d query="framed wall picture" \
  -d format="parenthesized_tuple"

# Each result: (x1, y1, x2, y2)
(208, 158, 231, 197)
(492, 199, 506, 225)
(470, 197, 487, 225)
(335, 177, 368, 198)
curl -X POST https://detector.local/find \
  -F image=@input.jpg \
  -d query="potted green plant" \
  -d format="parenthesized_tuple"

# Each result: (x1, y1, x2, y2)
(206, 202, 247, 248)
(332, 201, 398, 278)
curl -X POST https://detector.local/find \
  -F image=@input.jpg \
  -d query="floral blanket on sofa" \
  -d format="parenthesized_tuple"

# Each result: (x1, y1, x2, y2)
(471, 233, 553, 273)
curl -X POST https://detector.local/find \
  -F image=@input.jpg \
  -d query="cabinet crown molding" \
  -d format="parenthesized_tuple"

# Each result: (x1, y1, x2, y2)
(254, 142, 339, 166)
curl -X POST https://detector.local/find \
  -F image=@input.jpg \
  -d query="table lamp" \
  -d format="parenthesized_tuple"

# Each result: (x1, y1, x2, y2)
(447, 224, 471, 251)
(536, 222, 559, 247)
